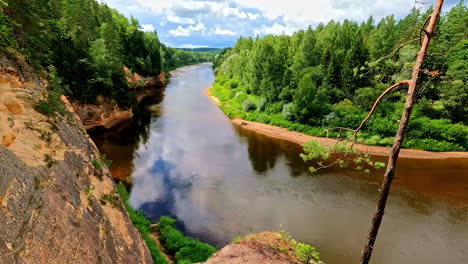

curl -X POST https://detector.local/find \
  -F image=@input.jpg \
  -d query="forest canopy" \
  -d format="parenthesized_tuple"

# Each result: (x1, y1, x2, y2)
(0, 0, 213, 106)
(212, 1, 468, 151)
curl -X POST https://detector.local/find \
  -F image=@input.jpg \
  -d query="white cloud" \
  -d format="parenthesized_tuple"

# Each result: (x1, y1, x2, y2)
(213, 26, 236, 36)
(167, 14, 195, 24)
(253, 23, 296, 36)
(235, 0, 417, 28)
(140, 24, 155, 32)
(104, 0, 437, 46)
(169, 22, 206, 37)
(247, 12, 261, 20)
(169, 25, 192, 36)
(127, 0, 263, 21)
(188, 22, 206, 31)
(218, 6, 247, 19)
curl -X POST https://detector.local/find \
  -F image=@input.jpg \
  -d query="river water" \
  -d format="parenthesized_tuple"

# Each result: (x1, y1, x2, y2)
(92, 63, 468, 264)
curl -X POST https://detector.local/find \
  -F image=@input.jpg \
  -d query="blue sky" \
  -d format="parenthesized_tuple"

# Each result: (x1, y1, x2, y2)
(102, 0, 461, 48)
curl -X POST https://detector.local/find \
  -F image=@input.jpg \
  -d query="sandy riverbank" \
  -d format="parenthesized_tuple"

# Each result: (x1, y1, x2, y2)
(205, 87, 468, 159)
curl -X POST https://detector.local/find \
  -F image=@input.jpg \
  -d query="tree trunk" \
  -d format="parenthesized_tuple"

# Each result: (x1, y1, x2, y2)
(360, 1, 445, 263)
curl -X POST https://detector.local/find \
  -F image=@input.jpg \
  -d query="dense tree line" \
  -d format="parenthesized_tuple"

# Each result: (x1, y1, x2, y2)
(0, 0, 212, 106)
(213, 2, 468, 151)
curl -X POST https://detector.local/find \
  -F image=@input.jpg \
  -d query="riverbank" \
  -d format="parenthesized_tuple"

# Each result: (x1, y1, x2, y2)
(206, 87, 468, 159)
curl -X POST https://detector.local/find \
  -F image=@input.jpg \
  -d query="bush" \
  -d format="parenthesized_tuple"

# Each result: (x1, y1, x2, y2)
(407, 117, 468, 149)
(295, 243, 321, 263)
(175, 243, 217, 264)
(34, 90, 68, 116)
(257, 97, 267, 112)
(34, 66, 70, 117)
(157, 216, 216, 263)
(92, 159, 102, 170)
(116, 184, 168, 264)
(282, 103, 295, 121)
(242, 98, 256, 111)
(226, 79, 239, 89)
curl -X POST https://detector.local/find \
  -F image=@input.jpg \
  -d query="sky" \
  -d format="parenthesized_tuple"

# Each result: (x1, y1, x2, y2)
(102, 0, 461, 48)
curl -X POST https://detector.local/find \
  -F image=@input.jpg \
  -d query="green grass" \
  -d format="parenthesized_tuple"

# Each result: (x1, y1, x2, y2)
(34, 90, 69, 117)
(92, 158, 102, 170)
(116, 184, 168, 264)
(157, 216, 216, 264)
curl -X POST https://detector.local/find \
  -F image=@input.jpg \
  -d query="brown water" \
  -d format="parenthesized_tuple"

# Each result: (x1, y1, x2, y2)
(92, 63, 468, 264)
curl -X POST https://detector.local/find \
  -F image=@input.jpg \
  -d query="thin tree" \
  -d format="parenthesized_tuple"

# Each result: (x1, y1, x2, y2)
(360, 0, 445, 263)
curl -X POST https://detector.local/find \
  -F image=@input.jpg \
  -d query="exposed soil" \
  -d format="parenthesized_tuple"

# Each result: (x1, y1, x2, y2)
(149, 230, 174, 264)
(202, 232, 314, 264)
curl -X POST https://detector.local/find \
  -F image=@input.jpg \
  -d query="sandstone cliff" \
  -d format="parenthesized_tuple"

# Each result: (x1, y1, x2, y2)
(71, 96, 134, 130)
(0, 55, 152, 264)
(124, 66, 166, 88)
(69, 67, 165, 131)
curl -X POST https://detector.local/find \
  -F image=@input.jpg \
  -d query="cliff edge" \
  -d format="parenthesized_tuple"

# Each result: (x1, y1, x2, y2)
(203, 232, 322, 264)
(0, 55, 152, 263)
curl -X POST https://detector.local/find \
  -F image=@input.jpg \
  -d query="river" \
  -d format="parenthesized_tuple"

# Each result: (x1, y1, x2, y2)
(92, 63, 468, 264)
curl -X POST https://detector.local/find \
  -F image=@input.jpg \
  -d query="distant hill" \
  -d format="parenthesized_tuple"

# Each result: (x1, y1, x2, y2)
(179, 47, 224, 54)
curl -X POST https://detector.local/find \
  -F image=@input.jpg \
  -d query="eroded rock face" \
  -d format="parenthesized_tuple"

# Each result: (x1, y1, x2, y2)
(0, 55, 152, 264)
(70, 97, 134, 130)
(124, 66, 165, 88)
(69, 67, 164, 131)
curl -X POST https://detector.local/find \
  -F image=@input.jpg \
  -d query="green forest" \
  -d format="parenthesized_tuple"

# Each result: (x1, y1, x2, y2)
(212, 2, 468, 152)
(0, 0, 213, 106)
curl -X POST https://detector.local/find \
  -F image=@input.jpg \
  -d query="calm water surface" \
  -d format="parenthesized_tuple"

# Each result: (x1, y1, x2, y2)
(92, 63, 468, 264)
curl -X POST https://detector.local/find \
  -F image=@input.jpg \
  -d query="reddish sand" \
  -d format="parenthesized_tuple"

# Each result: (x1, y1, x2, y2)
(205, 87, 468, 160)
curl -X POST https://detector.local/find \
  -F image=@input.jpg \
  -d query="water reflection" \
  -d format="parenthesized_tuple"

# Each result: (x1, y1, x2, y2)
(91, 94, 163, 182)
(92, 64, 468, 264)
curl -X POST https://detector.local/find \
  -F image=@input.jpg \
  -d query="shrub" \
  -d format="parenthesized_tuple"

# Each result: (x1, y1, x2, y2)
(116, 184, 168, 264)
(295, 243, 321, 263)
(176, 260, 192, 264)
(242, 98, 256, 111)
(226, 79, 239, 89)
(174, 243, 216, 264)
(257, 97, 267, 112)
(92, 158, 102, 170)
(282, 103, 295, 121)
(34, 90, 68, 116)
(157, 216, 216, 263)
(101, 154, 113, 167)
(229, 89, 237, 99)
(158, 216, 177, 229)
(34, 66, 69, 117)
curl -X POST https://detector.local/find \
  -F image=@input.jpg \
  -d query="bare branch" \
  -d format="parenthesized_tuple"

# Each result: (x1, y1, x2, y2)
(371, 38, 419, 66)
(354, 80, 409, 132)
(417, 78, 433, 98)
(419, 15, 432, 47)
(328, 80, 409, 136)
